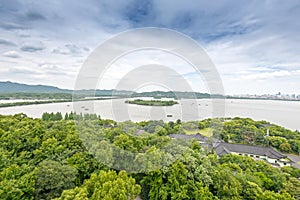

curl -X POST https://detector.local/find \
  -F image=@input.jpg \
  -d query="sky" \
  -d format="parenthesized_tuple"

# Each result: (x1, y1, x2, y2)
(0, 0, 300, 95)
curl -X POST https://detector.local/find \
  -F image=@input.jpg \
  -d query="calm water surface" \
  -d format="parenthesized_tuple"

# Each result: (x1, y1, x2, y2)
(0, 98, 299, 131)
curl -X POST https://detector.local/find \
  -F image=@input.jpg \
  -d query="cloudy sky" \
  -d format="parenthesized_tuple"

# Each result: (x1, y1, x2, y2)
(0, 0, 300, 94)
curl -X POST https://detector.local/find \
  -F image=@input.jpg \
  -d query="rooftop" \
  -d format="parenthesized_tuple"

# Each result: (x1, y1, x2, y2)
(168, 134, 290, 161)
(214, 142, 287, 159)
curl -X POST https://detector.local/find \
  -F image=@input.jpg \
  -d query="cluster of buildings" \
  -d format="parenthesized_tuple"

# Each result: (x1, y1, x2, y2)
(168, 134, 294, 168)
(231, 92, 300, 100)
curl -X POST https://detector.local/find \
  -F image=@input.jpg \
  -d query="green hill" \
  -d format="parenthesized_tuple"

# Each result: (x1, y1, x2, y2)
(0, 81, 71, 93)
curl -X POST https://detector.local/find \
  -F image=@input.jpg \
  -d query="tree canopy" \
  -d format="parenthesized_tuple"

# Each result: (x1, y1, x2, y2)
(0, 113, 299, 199)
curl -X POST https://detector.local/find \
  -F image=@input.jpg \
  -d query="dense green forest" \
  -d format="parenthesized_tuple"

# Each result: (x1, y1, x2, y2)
(125, 99, 178, 106)
(0, 113, 300, 200)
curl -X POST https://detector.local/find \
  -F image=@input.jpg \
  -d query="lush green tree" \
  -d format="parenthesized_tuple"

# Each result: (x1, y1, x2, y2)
(0, 164, 35, 200)
(281, 166, 300, 178)
(1, 114, 300, 199)
(198, 121, 207, 129)
(66, 152, 104, 185)
(113, 134, 137, 152)
(212, 168, 242, 199)
(194, 183, 217, 200)
(280, 143, 292, 152)
(34, 160, 78, 200)
(142, 149, 215, 200)
(267, 136, 288, 149)
(258, 191, 294, 200)
(282, 176, 300, 199)
(56, 170, 140, 200)
(42, 112, 63, 121)
(242, 181, 263, 200)
(288, 139, 300, 153)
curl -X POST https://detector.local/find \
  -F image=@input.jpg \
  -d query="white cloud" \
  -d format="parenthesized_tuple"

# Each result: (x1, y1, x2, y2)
(0, 0, 299, 94)
(0, 39, 17, 46)
(20, 42, 45, 52)
(3, 51, 21, 58)
(52, 44, 90, 56)
(240, 70, 300, 81)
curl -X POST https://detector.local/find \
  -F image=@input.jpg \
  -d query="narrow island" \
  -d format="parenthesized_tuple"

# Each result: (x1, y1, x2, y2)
(125, 99, 178, 106)
(0, 97, 116, 108)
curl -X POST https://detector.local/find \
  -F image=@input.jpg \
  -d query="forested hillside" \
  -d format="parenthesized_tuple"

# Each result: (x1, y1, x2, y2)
(0, 82, 71, 94)
(0, 114, 299, 199)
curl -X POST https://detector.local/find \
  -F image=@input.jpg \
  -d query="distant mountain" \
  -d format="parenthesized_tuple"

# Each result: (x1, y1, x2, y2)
(0, 81, 71, 93)
(0, 81, 222, 99)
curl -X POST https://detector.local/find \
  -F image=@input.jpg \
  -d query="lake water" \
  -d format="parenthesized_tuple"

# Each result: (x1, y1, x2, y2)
(0, 98, 299, 131)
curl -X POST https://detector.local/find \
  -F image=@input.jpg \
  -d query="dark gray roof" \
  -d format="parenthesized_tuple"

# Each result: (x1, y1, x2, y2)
(200, 141, 223, 150)
(214, 142, 287, 159)
(168, 134, 288, 161)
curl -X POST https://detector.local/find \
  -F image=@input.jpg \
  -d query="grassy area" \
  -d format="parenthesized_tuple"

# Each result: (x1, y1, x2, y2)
(184, 128, 213, 137)
(200, 128, 214, 137)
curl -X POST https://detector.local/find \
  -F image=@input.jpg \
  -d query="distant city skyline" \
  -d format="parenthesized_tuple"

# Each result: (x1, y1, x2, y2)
(231, 92, 300, 100)
(0, 0, 300, 94)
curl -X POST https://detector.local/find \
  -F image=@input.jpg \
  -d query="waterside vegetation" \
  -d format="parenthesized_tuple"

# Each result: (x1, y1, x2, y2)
(125, 99, 178, 106)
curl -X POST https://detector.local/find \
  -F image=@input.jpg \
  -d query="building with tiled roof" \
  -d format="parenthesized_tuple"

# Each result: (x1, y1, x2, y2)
(214, 142, 292, 167)
(168, 134, 293, 167)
